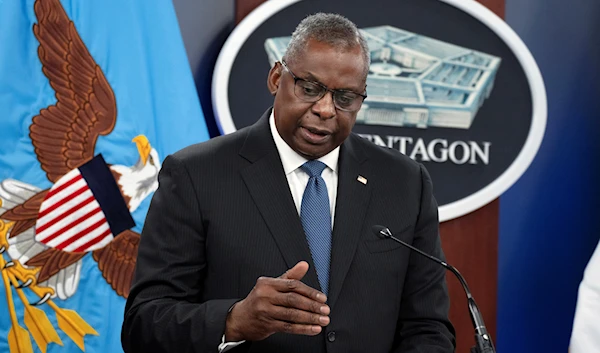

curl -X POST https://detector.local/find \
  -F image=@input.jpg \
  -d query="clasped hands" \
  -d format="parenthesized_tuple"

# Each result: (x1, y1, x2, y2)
(224, 261, 330, 342)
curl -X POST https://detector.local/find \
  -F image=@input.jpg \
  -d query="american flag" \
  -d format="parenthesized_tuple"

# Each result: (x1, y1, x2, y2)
(35, 155, 135, 253)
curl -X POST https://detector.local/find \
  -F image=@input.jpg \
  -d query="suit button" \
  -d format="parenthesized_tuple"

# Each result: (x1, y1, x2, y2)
(327, 331, 336, 342)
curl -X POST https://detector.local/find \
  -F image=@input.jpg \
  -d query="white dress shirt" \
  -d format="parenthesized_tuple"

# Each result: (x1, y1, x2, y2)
(570, 239, 600, 353)
(218, 111, 340, 352)
(269, 111, 339, 223)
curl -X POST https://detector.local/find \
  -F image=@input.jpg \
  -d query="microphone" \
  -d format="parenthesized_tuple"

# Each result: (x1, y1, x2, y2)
(372, 225, 495, 353)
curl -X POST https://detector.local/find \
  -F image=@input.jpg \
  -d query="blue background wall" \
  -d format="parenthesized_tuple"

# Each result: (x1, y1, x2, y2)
(172, 0, 600, 351)
(499, 0, 600, 351)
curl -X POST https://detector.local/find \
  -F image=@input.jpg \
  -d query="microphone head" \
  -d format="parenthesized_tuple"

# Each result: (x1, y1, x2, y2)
(372, 225, 392, 238)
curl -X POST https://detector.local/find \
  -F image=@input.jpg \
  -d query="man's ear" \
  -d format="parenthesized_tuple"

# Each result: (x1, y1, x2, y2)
(267, 62, 282, 96)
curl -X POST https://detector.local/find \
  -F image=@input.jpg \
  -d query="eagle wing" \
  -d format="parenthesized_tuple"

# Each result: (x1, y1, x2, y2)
(1, 189, 48, 238)
(0, 179, 44, 239)
(92, 230, 140, 298)
(26, 247, 86, 284)
(30, 0, 117, 183)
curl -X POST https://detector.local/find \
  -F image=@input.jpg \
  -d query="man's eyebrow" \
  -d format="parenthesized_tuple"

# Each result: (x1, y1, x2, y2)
(302, 72, 322, 84)
(303, 71, 363, 92)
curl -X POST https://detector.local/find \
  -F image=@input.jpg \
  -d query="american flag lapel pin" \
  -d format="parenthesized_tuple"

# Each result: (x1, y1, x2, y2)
(357, 175, 367, 185)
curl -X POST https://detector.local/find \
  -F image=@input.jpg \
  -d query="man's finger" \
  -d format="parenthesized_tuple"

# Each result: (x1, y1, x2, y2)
(273, 292, 330, 315)
(272, 321, 324, 336)
(269, 306, 330, 326)
(279, 261, 309, 280)
(271, 278, 327, 303)
(277, 262, 327, 303)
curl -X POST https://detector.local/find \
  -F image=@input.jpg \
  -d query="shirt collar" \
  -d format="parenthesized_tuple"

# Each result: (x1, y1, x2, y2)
(269, 110, 339, 175)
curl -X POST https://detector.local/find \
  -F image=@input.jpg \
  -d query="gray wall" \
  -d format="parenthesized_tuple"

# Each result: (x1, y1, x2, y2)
(173, 0, 235, 137)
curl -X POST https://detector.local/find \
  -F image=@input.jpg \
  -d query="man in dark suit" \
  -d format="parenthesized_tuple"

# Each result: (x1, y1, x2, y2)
(122, 13, 455, 353)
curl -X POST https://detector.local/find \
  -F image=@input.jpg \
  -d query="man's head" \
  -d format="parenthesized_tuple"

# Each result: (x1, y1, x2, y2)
(267, 13, 370, 159)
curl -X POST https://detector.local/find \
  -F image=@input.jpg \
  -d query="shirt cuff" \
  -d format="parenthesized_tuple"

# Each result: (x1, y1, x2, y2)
(218, 335, 246, 352)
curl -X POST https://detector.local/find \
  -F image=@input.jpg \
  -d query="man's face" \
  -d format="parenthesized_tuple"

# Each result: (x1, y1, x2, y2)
(268, 39, 367, 159)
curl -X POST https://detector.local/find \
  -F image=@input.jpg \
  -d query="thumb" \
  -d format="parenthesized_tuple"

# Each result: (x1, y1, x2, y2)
(279, 261, 309, 280)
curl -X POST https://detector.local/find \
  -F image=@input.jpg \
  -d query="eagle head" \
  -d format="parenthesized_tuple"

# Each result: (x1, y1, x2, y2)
(111, 135, 161, 212)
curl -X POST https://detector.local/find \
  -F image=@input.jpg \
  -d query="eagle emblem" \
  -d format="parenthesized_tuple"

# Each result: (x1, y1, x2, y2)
(0, 0, 161, 351)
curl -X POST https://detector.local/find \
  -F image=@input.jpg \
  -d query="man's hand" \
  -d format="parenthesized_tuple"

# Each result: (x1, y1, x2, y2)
(224, 261, 330, 342)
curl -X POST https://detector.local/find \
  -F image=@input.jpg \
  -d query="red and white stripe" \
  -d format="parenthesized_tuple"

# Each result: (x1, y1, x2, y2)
(35, 169, 114, 253)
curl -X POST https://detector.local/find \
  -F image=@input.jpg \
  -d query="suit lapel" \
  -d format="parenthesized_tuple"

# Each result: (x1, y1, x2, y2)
(328, 135, 372, 308)
(239, 110, 321, 290)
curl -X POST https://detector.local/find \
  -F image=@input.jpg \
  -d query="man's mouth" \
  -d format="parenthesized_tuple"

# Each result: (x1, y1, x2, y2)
(300, 126, 331, 144)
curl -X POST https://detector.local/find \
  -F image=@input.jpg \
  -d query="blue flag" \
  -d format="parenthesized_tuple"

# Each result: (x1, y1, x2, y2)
(0, 0, 208, 352)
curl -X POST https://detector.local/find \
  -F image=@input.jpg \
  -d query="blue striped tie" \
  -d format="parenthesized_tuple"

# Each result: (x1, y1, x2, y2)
(300, 160, 332, 295)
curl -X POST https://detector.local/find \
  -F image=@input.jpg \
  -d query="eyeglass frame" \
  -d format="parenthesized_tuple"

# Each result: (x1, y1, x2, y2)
(280, 60, 367, 112)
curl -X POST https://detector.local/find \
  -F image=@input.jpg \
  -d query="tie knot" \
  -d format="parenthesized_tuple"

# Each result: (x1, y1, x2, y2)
(301, 160, 327, 177)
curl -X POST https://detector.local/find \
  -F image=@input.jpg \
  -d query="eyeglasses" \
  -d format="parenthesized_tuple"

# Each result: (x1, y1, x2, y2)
(281, 60, 367, 112)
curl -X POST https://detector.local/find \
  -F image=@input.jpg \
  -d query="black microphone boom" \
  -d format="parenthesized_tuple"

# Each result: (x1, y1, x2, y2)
(371, 225, 495, 353)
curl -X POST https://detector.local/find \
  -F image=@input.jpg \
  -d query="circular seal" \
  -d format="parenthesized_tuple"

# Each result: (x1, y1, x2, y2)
(212, 0, 546, 222)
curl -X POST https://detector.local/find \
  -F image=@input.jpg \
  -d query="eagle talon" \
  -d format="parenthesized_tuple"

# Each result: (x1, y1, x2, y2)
(0, 246, 5, 254)
(3, 261, 14, 269)
(17, 278, 33, 288)
(32, 292, 51, 306)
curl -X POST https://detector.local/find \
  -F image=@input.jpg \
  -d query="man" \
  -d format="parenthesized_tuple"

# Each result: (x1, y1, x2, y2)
(570, 239, 600, 352)
(122, 13, 455, 353)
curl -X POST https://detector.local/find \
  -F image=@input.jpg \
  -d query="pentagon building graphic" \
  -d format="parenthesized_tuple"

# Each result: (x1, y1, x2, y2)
(265, 26, 501, 129)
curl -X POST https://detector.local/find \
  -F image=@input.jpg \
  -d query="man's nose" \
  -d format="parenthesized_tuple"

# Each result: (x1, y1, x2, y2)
(311, 91, 336, 119)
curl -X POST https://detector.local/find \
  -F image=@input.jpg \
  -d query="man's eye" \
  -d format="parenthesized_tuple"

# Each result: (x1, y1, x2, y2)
(301, 83, 321, 96)
(336, 94, 355, 106)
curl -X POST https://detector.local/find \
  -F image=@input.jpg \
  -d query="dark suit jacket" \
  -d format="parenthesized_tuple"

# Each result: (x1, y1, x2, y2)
(122, 109, 455, 353)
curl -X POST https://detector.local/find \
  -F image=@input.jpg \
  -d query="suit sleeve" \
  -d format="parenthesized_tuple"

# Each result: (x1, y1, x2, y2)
(393, 164, 456, 352)
(121, 155, 240, 353)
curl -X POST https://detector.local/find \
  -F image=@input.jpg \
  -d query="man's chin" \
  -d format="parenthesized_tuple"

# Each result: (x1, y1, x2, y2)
(295, 144, 333, 160)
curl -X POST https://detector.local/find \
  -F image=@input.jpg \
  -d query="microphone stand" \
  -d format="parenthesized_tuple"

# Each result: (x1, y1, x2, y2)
(444, 263, 495, 353)
(374, 226, 495, 353)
